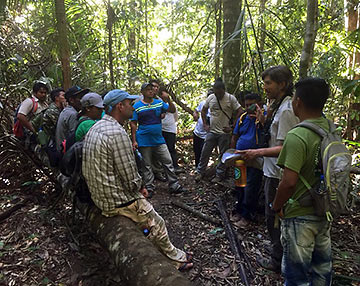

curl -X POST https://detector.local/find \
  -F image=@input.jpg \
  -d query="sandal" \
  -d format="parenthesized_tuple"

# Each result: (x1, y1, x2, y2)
(178, 262, 193, 272)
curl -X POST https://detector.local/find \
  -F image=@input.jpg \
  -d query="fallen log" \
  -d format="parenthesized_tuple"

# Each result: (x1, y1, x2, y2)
(172, 200, 222, 225)
(76, 200, 194, 286)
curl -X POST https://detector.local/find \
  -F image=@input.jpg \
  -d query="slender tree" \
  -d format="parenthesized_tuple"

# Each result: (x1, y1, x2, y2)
(54, 0, 72, 89)
(215, 0, 222, 79)
(222, 0, 241, 94)
(299, 0, 319, 78)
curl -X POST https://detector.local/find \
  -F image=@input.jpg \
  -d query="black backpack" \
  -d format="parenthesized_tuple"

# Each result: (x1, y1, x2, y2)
(61, 117, 91, 154)
(59, 140, 93, 204)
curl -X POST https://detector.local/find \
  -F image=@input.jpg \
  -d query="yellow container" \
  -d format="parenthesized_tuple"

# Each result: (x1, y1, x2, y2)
(234, 160, 247, 187)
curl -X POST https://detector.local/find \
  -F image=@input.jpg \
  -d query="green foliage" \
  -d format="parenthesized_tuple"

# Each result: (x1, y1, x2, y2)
(0, 0, 359, 134)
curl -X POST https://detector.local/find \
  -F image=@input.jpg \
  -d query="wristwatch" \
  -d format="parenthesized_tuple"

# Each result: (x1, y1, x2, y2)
(269, 202, 281, 213)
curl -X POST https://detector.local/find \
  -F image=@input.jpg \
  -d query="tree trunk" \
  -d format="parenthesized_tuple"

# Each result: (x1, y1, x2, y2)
(77, 201, 193, 286)
(215, 0, 222, 79)
(299, 0, 319, 79)
(259, 0, 266, 53)
(54, 0, 71, 90)
(107, 1, 115, 89)
(128, 0, 136, 89)
(345, 0, 360, 139)
(222, 0, 241, 94)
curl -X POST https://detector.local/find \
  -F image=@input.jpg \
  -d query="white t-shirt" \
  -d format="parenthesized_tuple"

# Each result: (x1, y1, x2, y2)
(162, 108, 178, 134)
(18, 96, 48, 119)
(194, 100, 208, 139)
(203, 92, 240, 134)
(263, 96, 299, 179)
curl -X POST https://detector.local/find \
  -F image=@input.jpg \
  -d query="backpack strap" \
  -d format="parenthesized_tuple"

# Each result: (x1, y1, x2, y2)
(31, 97, 39, 114)
(295, 120, 328, 138)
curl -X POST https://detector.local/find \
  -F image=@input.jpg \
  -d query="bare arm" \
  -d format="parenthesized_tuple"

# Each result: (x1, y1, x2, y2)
(159, 91, 176, 113)
(201, 105, 210, 132)
(130, 120, 138, 149)
(230, 134, 239, 149)
(272, 167, 299, 212)
(17, 113, 35, 133)
(193, 110, 199, 121)
(236, 144, 283, 161)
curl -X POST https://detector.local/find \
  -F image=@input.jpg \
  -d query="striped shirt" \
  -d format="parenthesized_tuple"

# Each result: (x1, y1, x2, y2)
(131, 98, 169, 147)
(82, 114, 143, 212)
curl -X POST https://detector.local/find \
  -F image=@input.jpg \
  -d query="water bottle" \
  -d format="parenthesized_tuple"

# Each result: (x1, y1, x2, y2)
(318, 174, 326, 194)
(134, 148, 143, 160)
(234, 160, 247, 187)
(37, 127, 48, 146)
(143, 228, 150, 237)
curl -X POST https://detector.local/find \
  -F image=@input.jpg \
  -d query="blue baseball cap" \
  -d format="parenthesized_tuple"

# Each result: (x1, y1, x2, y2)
(104, 89, 138, 112)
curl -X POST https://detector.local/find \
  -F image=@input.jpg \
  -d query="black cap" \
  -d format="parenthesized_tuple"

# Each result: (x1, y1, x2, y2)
(65, 86, 90, 101)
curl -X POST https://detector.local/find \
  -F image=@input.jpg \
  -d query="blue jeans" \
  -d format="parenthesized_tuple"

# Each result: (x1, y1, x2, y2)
(235, 167, 263, 220)
(281, 215, 332, 286)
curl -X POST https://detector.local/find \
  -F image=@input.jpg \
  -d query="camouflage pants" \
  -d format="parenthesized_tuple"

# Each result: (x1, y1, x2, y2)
(103, 199, 187, 268)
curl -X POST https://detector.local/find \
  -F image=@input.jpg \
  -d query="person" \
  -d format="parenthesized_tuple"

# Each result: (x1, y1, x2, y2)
(55, 85, 89, 151)
(230, 93, 264, 227)
(192, 89, 212, 168)
(272, 77, 332, 285)
(82, 89, 193, 271)
(42, 88, 66, 141)
(150, 79, 181, 173)
(130, 83, 186, 196)
(16, 81, 49, 136)
(75, 92, 104, 142)
(196, 79, 243, 181)
(239, 66, 299, 272)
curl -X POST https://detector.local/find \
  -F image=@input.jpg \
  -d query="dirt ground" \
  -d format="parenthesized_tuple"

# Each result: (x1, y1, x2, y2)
(1, 139, 360, 286)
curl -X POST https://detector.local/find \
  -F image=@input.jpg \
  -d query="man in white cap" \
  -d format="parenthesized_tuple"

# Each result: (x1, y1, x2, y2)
(82, 89, 193, 271)
(75, 92, 104, 142)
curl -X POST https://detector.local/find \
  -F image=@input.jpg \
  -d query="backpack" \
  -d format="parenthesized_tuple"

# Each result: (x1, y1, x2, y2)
(13, 97, 38, 138)
(296, 119, 352, 221)
(59, 140, 93, 204)
(61, 117, 91, 154)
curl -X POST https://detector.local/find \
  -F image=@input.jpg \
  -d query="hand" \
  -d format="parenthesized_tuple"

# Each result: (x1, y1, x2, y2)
(140, 187, 149, 198)
(255, 104, 265, 124)
(159, 91, 170, 102)
(160, 113, 165, 119)
(132, 142, 138, 150)
(203, 123, 210, 132)
(235, 149, 260, 161)
(222, 126, 232, 133)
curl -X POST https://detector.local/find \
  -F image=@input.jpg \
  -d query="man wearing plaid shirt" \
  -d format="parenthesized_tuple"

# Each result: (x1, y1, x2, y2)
(82, 89, 193, 271)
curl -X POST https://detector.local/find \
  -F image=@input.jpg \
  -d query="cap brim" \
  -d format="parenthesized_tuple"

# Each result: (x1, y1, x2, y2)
(126, 95, 139, 100)
(94, 102, 104, 108)
(74, 88, 90, 97)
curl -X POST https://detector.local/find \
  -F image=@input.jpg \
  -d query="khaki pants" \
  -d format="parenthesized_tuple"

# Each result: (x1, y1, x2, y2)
(103, 199, 186, 268)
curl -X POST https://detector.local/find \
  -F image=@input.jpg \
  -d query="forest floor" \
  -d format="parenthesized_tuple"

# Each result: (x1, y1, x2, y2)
(1, 139, 360, 286)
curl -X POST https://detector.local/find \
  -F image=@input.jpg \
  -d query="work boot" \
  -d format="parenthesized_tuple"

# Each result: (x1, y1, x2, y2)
(256, 255, 281, 273)
(154, 173, 167, 182)
(169, 185, 187, 194)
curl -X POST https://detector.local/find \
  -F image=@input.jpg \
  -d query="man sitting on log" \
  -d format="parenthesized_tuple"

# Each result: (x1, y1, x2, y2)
(82, 89, 193, 272)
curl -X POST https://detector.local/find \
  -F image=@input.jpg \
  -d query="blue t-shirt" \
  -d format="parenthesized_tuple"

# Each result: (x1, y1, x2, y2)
(132, 99, 169, 147)
(233, 113, 259, 150)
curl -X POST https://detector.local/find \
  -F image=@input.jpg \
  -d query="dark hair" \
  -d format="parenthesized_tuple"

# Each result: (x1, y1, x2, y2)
(261, 65, 293, 97)
(33, 81, 49, 93)
(245, 93, 261, 102)
(213, 78, 225, 90)
(50, 88, 65, 102)
(295, 77, 329, 111)
(149, 79, 160, 85)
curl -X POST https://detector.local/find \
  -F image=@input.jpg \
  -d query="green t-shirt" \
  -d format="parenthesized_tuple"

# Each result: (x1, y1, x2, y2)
(75, 117, 96, 142)
(277, 117, 329, 218)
